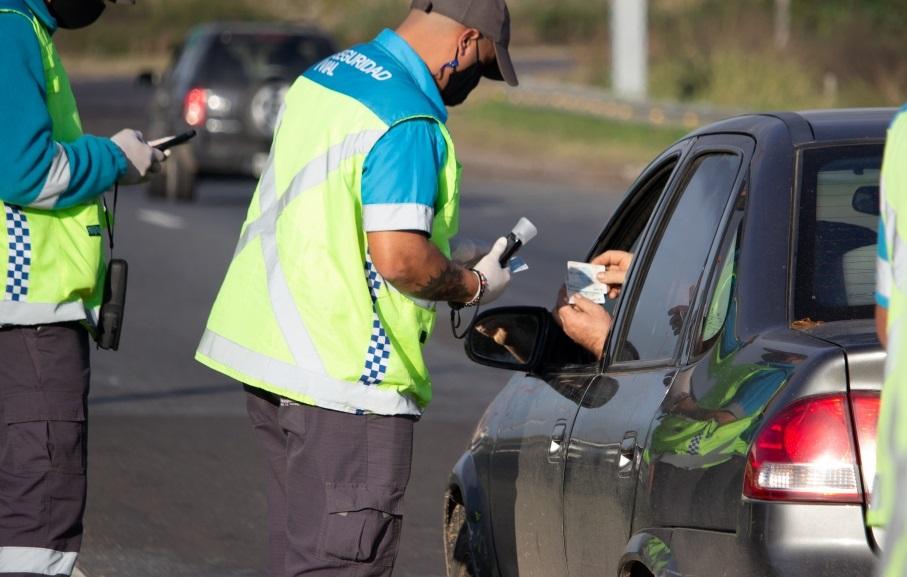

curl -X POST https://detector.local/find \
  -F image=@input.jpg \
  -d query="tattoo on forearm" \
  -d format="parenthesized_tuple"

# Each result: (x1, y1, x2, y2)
(412, 262, 472, 302)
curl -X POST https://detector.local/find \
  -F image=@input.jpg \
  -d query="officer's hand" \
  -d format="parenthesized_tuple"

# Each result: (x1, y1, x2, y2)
(472, 237, 512, 305)
(111, 129, 166, 185)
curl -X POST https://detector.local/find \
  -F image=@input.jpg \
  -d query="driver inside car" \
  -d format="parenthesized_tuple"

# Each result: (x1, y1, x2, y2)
(553, 249, 633, 359)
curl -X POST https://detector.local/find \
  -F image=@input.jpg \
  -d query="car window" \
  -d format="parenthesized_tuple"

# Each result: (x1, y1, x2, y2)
(617, 153, 743, 364)
(606, 160, 678, 255)
(198, 32, 335, 85)
(701, 230, 738, 344)
(795, 144, 883, 322)
(170, 31, 207, 89)
(587, 156, 681, 322)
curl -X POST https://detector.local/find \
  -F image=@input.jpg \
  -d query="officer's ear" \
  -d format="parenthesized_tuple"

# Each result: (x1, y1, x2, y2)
(456, 28, 482, 56)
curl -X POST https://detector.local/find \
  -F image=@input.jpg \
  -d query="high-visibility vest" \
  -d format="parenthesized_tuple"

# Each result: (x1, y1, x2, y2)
(196, 43, 461, 416)
(869, 109, 907, 529)
(0, 7, 106, 326)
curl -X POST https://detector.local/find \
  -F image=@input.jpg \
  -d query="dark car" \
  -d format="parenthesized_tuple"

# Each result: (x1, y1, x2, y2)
(444, 109, 890, 577)
(142, 22, 336, 201)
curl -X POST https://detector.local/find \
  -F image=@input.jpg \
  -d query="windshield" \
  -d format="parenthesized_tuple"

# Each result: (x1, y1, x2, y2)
(795, 144, 884, 323)
(198, 31, 335, 85)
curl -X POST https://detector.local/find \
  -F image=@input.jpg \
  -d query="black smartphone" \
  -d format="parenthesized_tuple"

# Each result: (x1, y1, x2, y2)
(154, 129, 197, 151)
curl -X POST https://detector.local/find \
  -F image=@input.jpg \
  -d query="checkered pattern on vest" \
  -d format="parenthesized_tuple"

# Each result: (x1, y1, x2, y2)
(4, 205, 31, 302)
(687, 432, 703, 455)
(358, 255, 391, 386)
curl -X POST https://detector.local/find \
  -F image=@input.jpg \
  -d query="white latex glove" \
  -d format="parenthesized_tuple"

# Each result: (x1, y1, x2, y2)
(111, 129, 165, 185)
(472, 236, 512, 305)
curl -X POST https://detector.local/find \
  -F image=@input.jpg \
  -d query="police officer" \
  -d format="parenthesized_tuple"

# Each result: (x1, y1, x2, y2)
(0, 0, 163, 574)
(872, 105, 907, 577)
(196, 1, 517, 575)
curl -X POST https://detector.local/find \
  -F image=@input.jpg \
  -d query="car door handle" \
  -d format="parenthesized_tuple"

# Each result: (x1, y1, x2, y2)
(618, 432, 637, 474)
(549, 421, 567, 457)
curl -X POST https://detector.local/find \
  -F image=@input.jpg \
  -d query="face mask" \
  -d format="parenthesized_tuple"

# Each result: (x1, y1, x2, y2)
(46, 0, 106, 29)
(440, 41, 483, 107)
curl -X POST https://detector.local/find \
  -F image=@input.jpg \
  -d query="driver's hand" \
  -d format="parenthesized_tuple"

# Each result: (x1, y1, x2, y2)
(591, 250, 633, 299)
(555, 292, 612, 360)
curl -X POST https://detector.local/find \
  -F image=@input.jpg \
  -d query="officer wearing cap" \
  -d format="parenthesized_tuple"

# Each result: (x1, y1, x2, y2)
(196, 1, 518, 575)
(0, 0, 163, 574)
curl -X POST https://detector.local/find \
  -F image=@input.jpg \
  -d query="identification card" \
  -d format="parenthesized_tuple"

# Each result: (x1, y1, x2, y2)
(566, 261, 608, 304)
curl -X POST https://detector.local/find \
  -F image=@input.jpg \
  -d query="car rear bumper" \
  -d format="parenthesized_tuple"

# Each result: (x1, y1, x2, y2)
(625, 502, 878, 577)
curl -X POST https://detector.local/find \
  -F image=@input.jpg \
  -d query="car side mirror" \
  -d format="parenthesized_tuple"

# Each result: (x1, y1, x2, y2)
(465, 306, 550, 372)
(852, 185, 880, 215)
(136, 70, 158, 87)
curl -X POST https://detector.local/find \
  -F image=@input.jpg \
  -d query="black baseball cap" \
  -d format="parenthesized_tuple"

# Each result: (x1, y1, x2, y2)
(411, 0, 518, 86)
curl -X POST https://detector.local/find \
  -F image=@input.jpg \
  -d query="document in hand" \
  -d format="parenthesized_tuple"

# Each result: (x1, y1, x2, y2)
(566, 261, 608, 304)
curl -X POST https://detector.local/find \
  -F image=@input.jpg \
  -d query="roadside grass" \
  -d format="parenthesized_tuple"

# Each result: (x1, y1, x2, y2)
(448, 98, 688, 180)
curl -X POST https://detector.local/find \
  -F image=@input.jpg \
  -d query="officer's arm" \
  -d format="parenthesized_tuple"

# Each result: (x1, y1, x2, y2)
(0, 15, 126, 210)
(876, 305, 888, 349)
(368, 231, 479, 303)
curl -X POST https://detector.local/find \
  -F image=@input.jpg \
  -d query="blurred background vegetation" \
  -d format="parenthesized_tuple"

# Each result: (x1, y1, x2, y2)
(56, 0, 907, 109)
(54, 0, 907, 179)
(58, 0, 907, 108)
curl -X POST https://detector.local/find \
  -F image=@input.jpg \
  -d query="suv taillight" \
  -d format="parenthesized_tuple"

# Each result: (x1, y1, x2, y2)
(183, 88, 208, 127)
(744, 393, 878, 503)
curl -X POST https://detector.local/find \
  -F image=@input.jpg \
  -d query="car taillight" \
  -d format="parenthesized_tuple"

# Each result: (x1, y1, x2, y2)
(744, 394, 866, 503)
(183, 88, 208, 127)
(850, 391, 880, 503)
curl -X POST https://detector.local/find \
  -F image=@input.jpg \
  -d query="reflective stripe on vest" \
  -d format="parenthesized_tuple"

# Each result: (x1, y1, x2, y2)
(197, 73, 461, 416)
(0, 8, 104, 326)
(0, 546, 77, 576)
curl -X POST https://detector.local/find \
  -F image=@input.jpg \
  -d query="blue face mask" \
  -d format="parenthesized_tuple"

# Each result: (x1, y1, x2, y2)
(46, 0, 106, 29)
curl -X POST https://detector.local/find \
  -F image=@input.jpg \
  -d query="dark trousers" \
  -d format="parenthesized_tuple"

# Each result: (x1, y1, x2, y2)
(245, 386, 414, 577)
(0, 323, 90, 577)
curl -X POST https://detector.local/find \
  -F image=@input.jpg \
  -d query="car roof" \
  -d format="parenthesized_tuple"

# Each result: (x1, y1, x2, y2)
(690, 108, 896, 144)
(193, 21, 332, 38)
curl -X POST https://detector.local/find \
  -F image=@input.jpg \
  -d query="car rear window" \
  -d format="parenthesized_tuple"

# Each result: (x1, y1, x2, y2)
(198, 31, 334, 85)
(795, 144, 884, 322)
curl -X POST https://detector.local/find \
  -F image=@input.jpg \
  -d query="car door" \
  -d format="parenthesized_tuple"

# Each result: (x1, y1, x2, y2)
(562, 135, 756, 577)
(486, 142, 691, 577)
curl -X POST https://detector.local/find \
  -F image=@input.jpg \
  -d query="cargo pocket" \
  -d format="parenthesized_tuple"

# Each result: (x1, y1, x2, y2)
(1, 391, 86, 475)
(318, 484, 404, 566)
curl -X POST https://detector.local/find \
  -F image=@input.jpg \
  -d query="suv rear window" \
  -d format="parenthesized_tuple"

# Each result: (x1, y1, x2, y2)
(795, 144, 884, 322)
(198, 31, 334, 85)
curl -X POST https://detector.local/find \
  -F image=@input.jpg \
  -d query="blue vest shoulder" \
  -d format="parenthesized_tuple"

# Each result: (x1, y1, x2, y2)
(302, 41, 444, 127)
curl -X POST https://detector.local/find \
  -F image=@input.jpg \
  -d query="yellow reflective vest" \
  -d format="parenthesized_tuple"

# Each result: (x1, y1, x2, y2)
(197, 42, 461, 416)
(870, 109, 907, 529)
(0, 7, 107, 326)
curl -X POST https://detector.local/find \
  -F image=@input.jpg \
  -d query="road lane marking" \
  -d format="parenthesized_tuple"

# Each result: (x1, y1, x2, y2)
(137, 209, 186, 230)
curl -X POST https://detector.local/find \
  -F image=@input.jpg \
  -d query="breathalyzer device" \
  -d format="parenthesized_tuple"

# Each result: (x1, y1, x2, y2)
(499, 217, 538, 266)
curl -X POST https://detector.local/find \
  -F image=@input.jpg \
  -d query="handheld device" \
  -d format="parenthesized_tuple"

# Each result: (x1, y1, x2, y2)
(498, 217, 538, 266)
(96, 259, 128, 351)
(154, 129, 197, 151)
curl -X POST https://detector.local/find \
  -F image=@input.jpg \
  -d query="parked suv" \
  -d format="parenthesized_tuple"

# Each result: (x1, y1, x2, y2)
(142, 22, 336, 201)
(445, 110, 889, 577)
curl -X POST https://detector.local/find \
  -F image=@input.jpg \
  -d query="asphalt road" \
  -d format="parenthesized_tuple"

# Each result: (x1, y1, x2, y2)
(71, 78, 625, 577)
